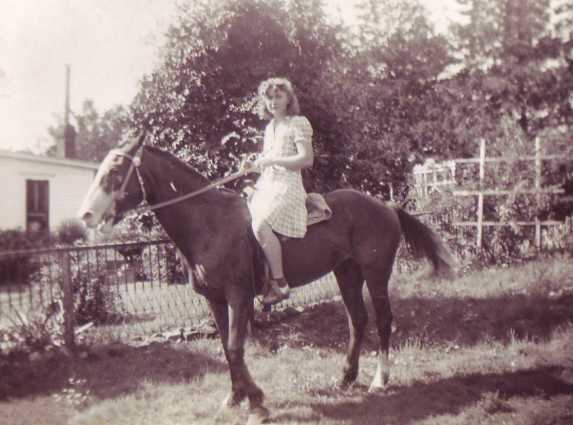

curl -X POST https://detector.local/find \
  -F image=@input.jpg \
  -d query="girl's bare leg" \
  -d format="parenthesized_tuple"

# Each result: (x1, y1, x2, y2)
(252, 220, 283, 278)
(252, 220, 289, 303)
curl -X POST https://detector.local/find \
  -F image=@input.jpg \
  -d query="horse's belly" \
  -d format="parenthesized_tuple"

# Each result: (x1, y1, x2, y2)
(281, 228, 350, 286)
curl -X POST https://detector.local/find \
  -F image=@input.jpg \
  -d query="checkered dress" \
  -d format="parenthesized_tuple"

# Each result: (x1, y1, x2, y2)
(248, 115, 313, 238)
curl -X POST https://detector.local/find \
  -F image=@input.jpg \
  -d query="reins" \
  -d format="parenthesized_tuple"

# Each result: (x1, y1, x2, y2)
(132, 169, 248, 214)
(112, 149, 249, 215)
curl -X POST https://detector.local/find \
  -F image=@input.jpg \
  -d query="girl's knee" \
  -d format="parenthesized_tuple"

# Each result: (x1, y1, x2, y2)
(251, 220, 269, 239)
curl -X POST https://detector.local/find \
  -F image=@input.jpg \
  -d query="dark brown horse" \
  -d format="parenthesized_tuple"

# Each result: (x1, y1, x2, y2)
(78, 134, 455, 424)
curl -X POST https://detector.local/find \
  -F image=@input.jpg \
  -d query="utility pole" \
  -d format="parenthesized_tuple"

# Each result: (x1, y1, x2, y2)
(64, 65, 70, 131)
(62, 64, 76, 159)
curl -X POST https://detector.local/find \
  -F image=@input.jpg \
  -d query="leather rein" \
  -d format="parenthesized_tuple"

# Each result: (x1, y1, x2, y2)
(112, 148, 249, 215)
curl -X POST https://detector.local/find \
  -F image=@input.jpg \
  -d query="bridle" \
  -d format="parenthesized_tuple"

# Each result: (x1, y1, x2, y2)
(112, 148, 146, 203)
(109, 147, 249, 216)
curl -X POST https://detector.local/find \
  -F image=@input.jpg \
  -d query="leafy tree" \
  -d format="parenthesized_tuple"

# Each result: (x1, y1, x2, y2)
(43, 0, 566, 209)
(449, 0, 564, 137)
(130, 0, 349, 192)
(329, 0, 457, 197)
(46, 100, 130, 162)
(554, 0, 573, 40)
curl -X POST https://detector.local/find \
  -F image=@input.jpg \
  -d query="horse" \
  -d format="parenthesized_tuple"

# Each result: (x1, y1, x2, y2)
(78, 133, 456, 424)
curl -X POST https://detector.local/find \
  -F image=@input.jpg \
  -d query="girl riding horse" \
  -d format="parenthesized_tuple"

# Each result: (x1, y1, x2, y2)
(243, 77, 314, 305)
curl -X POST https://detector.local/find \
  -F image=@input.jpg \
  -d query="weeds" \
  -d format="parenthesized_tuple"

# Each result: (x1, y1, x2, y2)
(0, 303, 63, 357)
(53, 377, 92, 409)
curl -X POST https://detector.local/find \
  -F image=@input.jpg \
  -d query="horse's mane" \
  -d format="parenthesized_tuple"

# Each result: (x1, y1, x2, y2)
(143, 145, 209, 185)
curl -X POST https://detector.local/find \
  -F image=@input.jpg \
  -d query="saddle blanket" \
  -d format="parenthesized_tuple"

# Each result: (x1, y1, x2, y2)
(306, 193, 333, 225)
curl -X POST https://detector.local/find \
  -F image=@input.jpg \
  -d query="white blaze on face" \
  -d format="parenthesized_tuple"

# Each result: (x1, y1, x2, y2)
(78, 152, 119, 229)
(78, 134, 142, 229)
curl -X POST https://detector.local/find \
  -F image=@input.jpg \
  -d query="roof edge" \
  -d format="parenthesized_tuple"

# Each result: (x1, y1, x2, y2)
(0, 149, 100, 170)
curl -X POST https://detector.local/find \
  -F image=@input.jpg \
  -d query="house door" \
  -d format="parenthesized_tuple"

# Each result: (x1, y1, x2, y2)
(26, 180, 49, 233)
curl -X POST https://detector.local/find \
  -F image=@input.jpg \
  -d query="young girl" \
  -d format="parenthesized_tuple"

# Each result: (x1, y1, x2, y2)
(243, 78, 314, 305)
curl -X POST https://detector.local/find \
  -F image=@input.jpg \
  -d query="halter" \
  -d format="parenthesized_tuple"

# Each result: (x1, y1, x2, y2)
(110, 148, 249, 216)
(111, 148, 146, 202)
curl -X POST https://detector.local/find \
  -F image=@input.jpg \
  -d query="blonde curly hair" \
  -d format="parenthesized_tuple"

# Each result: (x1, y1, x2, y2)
(255, 77, 300, 120)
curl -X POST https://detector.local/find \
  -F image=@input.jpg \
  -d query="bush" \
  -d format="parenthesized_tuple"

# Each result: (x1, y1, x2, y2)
(0, 229, 49, 286)
(56, 219, 88, 246)
(0, 220, 87, 287)
(74, 274, 120, 325)
(105, 217, 186, 284)
(35, 249, 127, 326)
(410, 122, 573, 269)
(141, 243, 187, 284)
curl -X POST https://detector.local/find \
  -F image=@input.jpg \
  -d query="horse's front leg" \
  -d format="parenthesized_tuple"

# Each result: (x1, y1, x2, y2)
(207, 298, 244, 416)
(227, 299, 270, 424)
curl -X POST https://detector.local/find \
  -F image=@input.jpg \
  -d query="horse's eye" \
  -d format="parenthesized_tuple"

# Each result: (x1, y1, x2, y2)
(110, 169, 123, 187)
(102, 168, 123, 192)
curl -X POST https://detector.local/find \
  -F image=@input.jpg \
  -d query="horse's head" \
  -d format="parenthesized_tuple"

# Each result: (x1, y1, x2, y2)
(78, 131, 147, 233)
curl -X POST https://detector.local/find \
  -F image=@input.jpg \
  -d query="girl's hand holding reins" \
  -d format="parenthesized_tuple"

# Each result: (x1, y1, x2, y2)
(240, 154, 259, 174)
(240, 155, 274, 174)
(254, 156, 274, 171)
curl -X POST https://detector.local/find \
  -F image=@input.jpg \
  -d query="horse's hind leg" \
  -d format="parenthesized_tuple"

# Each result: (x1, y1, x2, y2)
(333, 259, 367, 389)
(363, 262, 395, 392)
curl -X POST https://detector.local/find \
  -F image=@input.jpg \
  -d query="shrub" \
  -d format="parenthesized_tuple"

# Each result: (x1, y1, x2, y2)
(141, 243, 187, 284)
(56, 219, 88, 246)
(35, 249, 126, 326)
(0, 229, 49, 286)
(74, 274, 119, 325)
(410, 122, 573, 268)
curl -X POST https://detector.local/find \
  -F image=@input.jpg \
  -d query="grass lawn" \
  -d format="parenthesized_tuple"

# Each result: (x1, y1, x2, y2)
(1, 254, 573, 425)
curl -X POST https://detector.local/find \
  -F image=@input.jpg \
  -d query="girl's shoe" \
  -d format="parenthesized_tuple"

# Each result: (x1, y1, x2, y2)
(262, 278, 290, 305)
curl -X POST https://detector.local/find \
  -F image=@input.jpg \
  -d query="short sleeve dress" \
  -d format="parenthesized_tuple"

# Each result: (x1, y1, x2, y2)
(248, 115, 313, 238)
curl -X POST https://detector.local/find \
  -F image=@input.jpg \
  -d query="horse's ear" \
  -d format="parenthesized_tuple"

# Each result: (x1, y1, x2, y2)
(135, 129, 149, 147)
(124, 129, 148, 155)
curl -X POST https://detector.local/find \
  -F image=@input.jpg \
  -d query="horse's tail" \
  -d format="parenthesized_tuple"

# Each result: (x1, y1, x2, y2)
(395, 208, 457, 278)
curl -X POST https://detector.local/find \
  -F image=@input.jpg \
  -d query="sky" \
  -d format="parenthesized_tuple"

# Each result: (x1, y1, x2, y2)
(0, 0, 461, 153)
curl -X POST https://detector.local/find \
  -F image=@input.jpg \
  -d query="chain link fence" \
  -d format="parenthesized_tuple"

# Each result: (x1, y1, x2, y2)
(0, 239, 352, 347)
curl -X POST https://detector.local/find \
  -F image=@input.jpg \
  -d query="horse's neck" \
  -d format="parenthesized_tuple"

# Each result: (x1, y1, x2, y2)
(142, 150, 208, 203)
(140, 149, 230, 258)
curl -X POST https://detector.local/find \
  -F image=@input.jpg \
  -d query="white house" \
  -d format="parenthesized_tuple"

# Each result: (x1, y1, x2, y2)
(0, 149, 98, 233)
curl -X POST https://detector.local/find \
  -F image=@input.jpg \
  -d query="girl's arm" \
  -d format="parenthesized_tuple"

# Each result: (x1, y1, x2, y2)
(257, 116, 313, 171)
(261, 142, 313, 170)
(240, 125, 269, 174)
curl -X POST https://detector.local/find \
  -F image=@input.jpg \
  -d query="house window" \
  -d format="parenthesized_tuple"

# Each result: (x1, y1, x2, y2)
(26, 180, 49, 233)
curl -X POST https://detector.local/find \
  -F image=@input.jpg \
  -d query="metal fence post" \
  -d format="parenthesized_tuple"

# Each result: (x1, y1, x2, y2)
(477, 139, 486, 248)
(60, 251, 76, 354)
(534, 137, 542, 249)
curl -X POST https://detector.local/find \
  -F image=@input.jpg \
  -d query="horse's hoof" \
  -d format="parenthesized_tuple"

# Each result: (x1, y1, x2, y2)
(368, 371, 389, 393)
(338, 379, 354, 390)
(368, 383, 386, 393)
(246, 406, 270, 425)
(339, 371, 358, 390)
(368, 377, 389, 393)
(214, 404, 241, 423)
